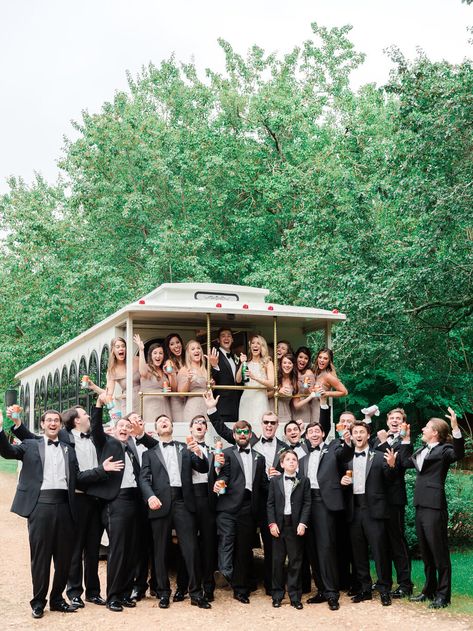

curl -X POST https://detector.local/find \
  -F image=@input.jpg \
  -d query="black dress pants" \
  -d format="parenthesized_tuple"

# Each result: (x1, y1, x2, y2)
(386, 504, 413, 591)
(104, 490, 138, 603)
(272, 517, 304, 602)
(416, 506, 451, 602)
(216, 499, 255, 597)
(27, 491, 75, 610)
(349, 500, 390, 594)
(66, 493, 103, 599)
(133, 503, 157, 596)
(150, 495, 202, 599)
(258, 493, 273, 592)
(308, 493, 340, 599)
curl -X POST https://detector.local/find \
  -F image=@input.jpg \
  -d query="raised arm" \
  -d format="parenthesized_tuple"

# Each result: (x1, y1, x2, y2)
(90, 397, 107, 449)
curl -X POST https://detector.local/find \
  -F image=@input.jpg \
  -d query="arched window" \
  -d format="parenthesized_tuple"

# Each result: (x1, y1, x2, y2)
(100, 345, 109, 390)
(61, 365, 68, 411)
(24, 384, 30, 429)
(69, 361, 78, 409)
(78, 356, 88, 410)
(39, 377, 46, 415)
(52, 370, 60, 411)
(19, 386, 25, 409)
(33, 380, 40, 431)
(46, 373, 53, 410)
(87, 351, 99, 412)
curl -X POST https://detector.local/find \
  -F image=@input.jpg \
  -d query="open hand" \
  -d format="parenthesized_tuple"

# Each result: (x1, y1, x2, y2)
(103, 456, 125, 472)
(446, 407, 458, 431)
(384, 448, 397, 468)
(203, 390, 219, 409)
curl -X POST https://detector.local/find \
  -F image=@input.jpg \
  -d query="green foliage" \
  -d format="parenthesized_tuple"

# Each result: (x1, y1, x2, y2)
(0, 22, 472, 429)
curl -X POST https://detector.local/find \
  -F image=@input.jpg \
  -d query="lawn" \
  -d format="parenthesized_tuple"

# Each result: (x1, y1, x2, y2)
(0, 459, 18, 474)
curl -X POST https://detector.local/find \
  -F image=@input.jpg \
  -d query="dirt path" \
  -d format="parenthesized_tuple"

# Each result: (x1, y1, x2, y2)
(0, 471, 471, 631)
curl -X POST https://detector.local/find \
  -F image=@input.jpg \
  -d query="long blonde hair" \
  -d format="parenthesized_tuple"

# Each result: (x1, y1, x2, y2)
(184, 340, 207, 377)
(107, 337, 126, 377)
(248, 334, 271, 367)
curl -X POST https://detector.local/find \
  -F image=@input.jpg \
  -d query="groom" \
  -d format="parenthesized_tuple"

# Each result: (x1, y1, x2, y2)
(209, 328, 241, 423)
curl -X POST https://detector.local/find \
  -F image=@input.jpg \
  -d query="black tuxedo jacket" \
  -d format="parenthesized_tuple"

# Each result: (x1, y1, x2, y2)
(318, 404, 333, 438)
(0, 430, 107, 519)
(343, 449, 396, 521)
(139, 442, 208, 518)
(399, 436, 464, 509)
(299, 439, 354, 512)
(215, 445, 268, 516)
(211, 348, 241, 419)
(267, 474, 311, 531)
(374, 436, 413, 506)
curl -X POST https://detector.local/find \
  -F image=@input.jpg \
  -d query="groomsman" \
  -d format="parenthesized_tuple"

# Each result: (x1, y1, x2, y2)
(89, 395, 153, 612)
(209, 328, 241, 422)
(301, 421, 354, 610)
(0, 409, 121, 619)
(340, 421, 397, 606)
(373, 408, 413, 597)
(399, 408, 465, 608)
(268, 449, 311, 609)
(213, 420, 268, 603)
(139, 414, 211, 609)
(283, 420, 309, 459)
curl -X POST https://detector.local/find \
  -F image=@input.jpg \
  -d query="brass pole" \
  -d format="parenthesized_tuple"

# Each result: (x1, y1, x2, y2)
(206, 313, 211, 389)
(273, 315, 278, 414)
(139, 391, 143, 418)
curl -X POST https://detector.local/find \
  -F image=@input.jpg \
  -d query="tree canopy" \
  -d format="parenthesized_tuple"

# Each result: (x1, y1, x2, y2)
(1, 22, 472, 427)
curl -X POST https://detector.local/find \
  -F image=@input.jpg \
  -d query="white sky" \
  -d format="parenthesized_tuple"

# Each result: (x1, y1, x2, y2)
(0, 0, 471, 192)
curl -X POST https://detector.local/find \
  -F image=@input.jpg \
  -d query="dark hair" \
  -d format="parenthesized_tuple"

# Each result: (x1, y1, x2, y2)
(233, 420, 252, 432)
(284, 420, 300, 434)
(190, 415, 207, 426)
(217, 327, 233, 338)
(155, 414, 172, 424)
(279, 448, 299, 464)
(306, 421, 324, 432)
(277, 354, 298, 393)
(352, 420, 371, 434)
(295, 346, 312, 371)
(277, 340, 293, 355)
(164, 333, 185, 369)
(61, 406, 83, 431)
(123, 412, 141, 422)
(314, 347, 335, 376)
(147, 343, 165, 378)
(40, 409, 62, 424)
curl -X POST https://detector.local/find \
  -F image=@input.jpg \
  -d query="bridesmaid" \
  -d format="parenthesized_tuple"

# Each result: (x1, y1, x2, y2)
(164, 333, 185, 422)
(105, 336, 141, 415)
(135, 335, 171, 423)
(271, 354, 298, 423)
(177, 340, 209, 422)
(294, 346, 316, 424)
(313, 348, 348, 398)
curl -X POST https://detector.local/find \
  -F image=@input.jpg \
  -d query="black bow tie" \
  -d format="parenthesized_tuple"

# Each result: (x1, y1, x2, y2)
(309, 445, 320, 452)
(387, 433, 395, 439)
(261, 437, 273, 444)
(80, 432, 91, 439)
(239, 448, 250, 454)
(226, 352, 232, 359)
(47, 439, 59, 447)
(284, 476, 296, 482)
(197, 442, 207, 447)
(354, 451, 366, 458)
(162, 441, 175, 448)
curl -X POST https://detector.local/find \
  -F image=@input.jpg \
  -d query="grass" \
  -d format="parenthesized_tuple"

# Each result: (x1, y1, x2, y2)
(0, 459, 18, 474)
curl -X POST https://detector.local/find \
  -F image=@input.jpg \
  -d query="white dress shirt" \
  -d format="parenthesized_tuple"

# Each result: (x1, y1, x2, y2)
(220, 347, 236, 378)
(239, 448, 253, 491)
(192, 443, 209, 484)
(387, 432, 400, 446)
(353, 447, 369, 494)
(160, 441, 182, 487)
(120, 444, 137, 489)
(307, 442, 324, 489)
(71, 429, 98, 471)
(284, 476, 296, 514)
(41, 436, 68, 490)
(133, 436, 147, 467)
(254, 437, 277, 473)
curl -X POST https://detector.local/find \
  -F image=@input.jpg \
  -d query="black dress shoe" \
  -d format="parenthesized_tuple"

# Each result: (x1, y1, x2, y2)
(233, 593, 250, 604)
(307, 592, 326, 604)
(50, 601, 77, 613)
(159, 597, 170, 609)
(272, 599, 282, 608)
(291, 601, 303, 610)
(204, 591, 214, 602)
(410, 593, 432, 603)
(429, 598, 449, 609)
(327, 598, 340, 611)
(86, 595, 106, 606)
(130, 588, 145, 602)
(380, 592, 392, 606)
(390, 587, 412, 599)
(121, 597, 136, 608)
(31, 607, 44, 619)
(149, 589, 157, 597)
(191, 597, 212, 609)
(173, 590, 187, 602)
(351, 591, 372, 603)
(70, 596, 85, 609)
(214, 570, 231, 589)
(347, 588, 358, 597)
(106, 601, 123, 612)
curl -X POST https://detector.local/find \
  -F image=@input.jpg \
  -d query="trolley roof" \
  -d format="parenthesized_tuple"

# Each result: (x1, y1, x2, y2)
(15, 282, 346, 379)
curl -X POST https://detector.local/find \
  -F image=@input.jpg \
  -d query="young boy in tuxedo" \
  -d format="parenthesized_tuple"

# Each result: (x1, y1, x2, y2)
(267, 449, 311, 610)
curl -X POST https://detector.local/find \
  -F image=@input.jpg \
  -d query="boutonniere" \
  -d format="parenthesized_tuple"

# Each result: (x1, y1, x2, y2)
(293, 478, 300, 490)
(254, 453, 260, 461)
(369, 451, 375, 461)
(64, 446, 68, 455)
(177, 444, 183, 453)
(321, 448, 329, 456)
(234, 355, 240, 365)
(277, 447, 287, 456)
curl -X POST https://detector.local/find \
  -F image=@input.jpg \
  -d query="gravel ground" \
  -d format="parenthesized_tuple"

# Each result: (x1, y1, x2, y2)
(0, 471, 471, 631)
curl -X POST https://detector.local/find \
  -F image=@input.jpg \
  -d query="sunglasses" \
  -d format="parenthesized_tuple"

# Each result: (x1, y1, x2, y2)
(262, 420, 277, 426)
(235, 428, 250, 436)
